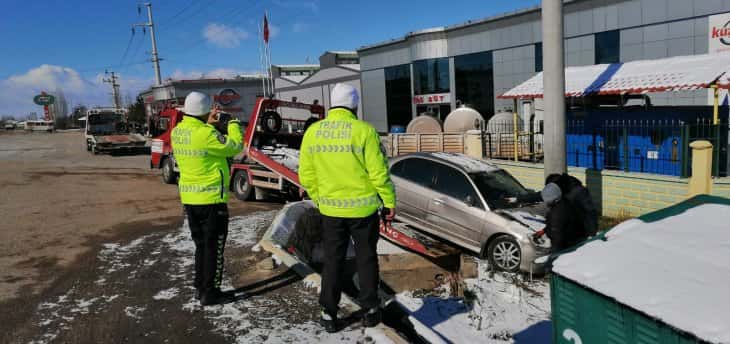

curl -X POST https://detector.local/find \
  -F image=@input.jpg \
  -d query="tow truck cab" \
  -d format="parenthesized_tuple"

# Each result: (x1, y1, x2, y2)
(150, 107, 184, 183)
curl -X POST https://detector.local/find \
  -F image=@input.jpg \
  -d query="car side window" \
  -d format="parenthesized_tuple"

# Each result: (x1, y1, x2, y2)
(391, 158, 434, 187)
(433, 163, 482, 208)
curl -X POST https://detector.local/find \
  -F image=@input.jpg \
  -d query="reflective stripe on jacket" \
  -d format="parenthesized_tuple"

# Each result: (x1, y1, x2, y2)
(171, 116, 243, 205)
(298, 107, 396, 218)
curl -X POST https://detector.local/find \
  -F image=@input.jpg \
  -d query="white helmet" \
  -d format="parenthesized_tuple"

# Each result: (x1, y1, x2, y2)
(183, 91, 211, 117)
(330, 83, 359, 110)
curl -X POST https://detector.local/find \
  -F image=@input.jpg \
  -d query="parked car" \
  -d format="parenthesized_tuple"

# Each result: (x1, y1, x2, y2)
(389, 152, 550, 272)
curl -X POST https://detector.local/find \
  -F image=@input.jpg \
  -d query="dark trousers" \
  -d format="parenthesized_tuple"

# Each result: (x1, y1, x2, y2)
(184, 203, 229, 294)
(319, 212, 380, 316)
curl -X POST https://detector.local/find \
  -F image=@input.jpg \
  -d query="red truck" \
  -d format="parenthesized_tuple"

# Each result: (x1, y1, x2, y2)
(230, 98, 324, 201)
(150, 98, 325, 199)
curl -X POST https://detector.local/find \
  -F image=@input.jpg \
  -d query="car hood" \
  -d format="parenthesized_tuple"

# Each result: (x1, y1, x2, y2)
(496, 203, 547, 231)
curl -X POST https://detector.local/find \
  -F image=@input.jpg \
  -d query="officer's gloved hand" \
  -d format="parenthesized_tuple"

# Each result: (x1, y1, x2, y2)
(382, 208, 396, 221)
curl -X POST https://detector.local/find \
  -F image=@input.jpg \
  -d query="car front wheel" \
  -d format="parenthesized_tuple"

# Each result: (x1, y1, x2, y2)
(487, 235, 522, 272)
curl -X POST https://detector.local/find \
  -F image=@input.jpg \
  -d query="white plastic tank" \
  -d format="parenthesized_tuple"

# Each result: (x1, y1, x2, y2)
(443, 106, 483, 133)
(406, 115, 443, 134)
(486, 111, 523, 133)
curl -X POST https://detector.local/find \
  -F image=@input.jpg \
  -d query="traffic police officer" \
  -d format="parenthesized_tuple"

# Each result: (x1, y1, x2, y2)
(299, 83, 396, 332)
(171, 91, 243, 306)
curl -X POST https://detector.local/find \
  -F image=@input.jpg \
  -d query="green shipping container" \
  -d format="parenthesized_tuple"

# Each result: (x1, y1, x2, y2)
(550, 195, 730, 344)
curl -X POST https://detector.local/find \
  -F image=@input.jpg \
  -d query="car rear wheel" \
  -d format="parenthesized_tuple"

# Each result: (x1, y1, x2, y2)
(233, 170, 254, 201)
(162, 157, 178, 184)
(487, 235, 522, 272)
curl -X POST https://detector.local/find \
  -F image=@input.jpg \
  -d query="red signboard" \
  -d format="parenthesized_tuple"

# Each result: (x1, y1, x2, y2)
(413, 93, 451, 104)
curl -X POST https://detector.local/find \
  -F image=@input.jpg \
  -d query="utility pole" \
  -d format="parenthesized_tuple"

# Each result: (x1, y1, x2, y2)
(134, 3, 162, 86)
(103, 70, 122, 109)
(542, 0, 567, 178)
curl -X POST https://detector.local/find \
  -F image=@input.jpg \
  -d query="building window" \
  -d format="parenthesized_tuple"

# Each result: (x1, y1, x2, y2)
(535, 42, 543, 72)
(413, 58, 450, 95)
(455, 51, 494, 119)
(385, 64, 413, 130)
(595, 30, 620, 64)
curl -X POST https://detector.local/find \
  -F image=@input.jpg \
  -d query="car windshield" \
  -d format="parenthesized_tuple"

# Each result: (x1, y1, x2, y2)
(88, 113, 125, 135)
(470, 170, 530, 210)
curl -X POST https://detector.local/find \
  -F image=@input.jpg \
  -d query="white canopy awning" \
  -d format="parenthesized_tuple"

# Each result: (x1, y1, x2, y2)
(499, 52, 730, 99)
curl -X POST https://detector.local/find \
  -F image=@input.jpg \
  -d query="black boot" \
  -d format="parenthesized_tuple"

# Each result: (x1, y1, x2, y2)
(319, 310, 339, 333)
(200, 289, 236, 306)
(362, 307, 381, 328)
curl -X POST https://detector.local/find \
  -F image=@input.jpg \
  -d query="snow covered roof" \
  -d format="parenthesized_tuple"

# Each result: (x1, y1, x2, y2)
(500, 53, 730, 99)
(553, 197, 730, 344)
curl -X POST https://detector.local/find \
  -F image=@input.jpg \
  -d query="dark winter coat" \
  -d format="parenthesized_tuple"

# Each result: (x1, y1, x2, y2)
(545, 198, 587, 252)
(556, 174, 599, 237)
(519, 174, 599, 236)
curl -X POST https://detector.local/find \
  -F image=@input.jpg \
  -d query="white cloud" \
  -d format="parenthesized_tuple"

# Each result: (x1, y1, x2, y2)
(0, 65, 152, 117)
(203, 23, 250, 48)
(292, 22, 308, 33)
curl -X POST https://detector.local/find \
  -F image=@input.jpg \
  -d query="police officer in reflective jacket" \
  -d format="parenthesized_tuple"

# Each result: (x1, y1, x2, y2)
(171, 91, 243, 306)
(299, 83, 396, 332)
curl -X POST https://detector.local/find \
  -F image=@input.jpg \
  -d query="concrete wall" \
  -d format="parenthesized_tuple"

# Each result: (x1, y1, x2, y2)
(361, 69, 388, 132)
(493, 46, 537, 112)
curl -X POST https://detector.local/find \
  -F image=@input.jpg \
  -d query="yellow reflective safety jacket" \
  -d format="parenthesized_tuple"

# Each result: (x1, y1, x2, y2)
(299, 107, 396, 218)
(171, 116, 243, 205)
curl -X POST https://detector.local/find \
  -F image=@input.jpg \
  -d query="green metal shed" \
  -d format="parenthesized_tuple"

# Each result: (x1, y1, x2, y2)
(550, 195, 730, 344)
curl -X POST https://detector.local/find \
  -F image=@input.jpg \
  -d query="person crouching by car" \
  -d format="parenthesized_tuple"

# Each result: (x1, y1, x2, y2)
(533, 183, 589, 253)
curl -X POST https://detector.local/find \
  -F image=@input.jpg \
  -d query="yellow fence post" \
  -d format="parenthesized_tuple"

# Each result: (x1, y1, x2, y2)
(712, 84, 720, 125)
(688, 140, 714, 197)
(513, 99, 519, 161)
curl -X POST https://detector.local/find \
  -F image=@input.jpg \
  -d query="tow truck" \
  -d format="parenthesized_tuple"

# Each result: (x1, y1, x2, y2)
(85, 108, 146, 154)
(230, 98, 324, 201)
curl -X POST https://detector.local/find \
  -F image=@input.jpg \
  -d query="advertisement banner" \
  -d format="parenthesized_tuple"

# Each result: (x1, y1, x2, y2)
(708, 13, 730, 105)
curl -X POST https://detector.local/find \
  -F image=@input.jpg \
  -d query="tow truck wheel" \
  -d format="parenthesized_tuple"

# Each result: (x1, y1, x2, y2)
(233, 170, 254, 201)
(86, 141, 91, 152)
(162, 157, 178, 185)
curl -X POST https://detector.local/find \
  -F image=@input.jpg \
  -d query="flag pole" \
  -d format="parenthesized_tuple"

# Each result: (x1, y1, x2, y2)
(257, 23, 267, 98)
(265, 10, 275, 98)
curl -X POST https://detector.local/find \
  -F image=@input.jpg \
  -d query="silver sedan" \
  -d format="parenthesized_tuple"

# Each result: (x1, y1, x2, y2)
(389, 152, 550, 272)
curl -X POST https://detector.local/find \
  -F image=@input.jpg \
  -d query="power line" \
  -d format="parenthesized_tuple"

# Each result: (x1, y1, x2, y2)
(157, 0, 198, 27)
(119, 29, 136, 66)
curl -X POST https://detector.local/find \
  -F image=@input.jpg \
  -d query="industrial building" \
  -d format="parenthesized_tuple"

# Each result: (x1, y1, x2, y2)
(274, 51, 362, 118)
(358, 0, 730, 133)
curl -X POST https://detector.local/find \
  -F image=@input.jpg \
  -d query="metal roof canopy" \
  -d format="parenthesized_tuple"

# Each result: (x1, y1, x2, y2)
(499, 52, 730, 100)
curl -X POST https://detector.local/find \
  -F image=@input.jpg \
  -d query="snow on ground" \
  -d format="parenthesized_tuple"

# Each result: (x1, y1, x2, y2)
(163, 210, 386, 343)
(397, 260, 551, 343)
(153, 287, 180, 300)
(26, 208, 553, 344)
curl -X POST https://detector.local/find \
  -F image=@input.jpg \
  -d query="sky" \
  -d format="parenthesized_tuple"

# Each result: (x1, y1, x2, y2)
(0, 0, 540, 118)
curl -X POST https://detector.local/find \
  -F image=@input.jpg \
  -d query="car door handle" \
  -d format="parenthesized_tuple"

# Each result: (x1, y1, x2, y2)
(432, 198, 445, 205)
